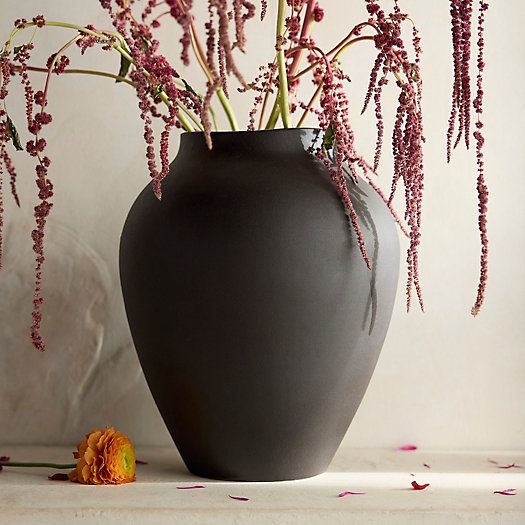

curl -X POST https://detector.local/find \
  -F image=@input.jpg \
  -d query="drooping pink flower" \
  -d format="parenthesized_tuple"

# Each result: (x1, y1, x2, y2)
(315, 58, 371, 269)
(1, 149, 20, 207)
(232, 0, 256, 52)
(470, 1, 489, 316)
(260, 0, 268, 20)
(447, 0, 473, 160)
(362, 54, 383, 115)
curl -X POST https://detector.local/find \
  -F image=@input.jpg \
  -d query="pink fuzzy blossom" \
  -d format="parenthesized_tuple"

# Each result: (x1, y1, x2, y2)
(32, 15, 46, 28)
(261, 0, 268, 20)
(46, 53, 70, 75)
(447, 0, 473, 160)
(232, 0, 256, 52)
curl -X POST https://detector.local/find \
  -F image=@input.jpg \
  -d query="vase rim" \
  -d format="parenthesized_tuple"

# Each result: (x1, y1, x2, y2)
(178, 127, 324, 156)
(181, 127, 320, 136)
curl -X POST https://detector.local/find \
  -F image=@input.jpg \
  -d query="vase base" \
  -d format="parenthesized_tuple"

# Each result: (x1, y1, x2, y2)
(186, 464, 326, 482)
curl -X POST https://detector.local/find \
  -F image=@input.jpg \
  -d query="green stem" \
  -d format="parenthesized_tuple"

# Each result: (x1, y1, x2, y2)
(26, 65, 135, 86)
(217, 89, 238, 131)
(0, 461, 76, 469)
(186, 15, 238, 130)
(276, 0, 291, 128)
(265, 99, 281, 130)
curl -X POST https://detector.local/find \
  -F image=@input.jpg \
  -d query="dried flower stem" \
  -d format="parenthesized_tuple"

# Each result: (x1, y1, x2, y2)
(294, 36, 374, 127)
(276, 0, 292, 128)
(186, 12, 239, 130)
(291, 23, 378, 82)
(265, 0, 314, 128)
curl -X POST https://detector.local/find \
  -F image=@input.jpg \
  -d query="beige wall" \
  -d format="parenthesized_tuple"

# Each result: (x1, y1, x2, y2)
(0, 0, 524, 449)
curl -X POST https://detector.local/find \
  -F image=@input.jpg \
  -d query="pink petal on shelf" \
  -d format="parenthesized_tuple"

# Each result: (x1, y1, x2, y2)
(494, 488, 516, 496)
(423, 463, 431, 469)
(338, 491, 366, 497)
(487, 459, 499, 465)
(398, 445, 417, 451)
(411, 481, 430, 491)
(48, 473, 69, 481)
(497, 463, 523, 469)
(135, 459, 148, 465)
(409, 473, 416, 476)
(0, 456, 10, 461)
(176, 485, 206, 490)
(229, 495, 250, 501)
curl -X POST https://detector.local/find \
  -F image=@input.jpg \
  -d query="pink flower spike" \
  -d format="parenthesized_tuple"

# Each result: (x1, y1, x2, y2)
(411, 481, 430, 491)
(398, 445, 418, 451)
(229, 495, 250, 501)
(494, 488, 516, 496)
(338, 491, 366, 497)
(176, 485, 206, 489)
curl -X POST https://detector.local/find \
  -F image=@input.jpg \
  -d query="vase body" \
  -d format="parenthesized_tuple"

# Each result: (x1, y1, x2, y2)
(120, 129, 399, 481)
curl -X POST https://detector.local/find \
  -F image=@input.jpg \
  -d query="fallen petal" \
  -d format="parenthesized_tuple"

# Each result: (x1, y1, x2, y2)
(423, 463, 431, 469)
(398, 445, 417, 451)
(48, 473, 69, 481)
(497, 463, 523, 469)
(229, 495, 250, 501)
(338, 491, 366, 497)
(494, 488, 516, 496)
(411, 481, 430, 491)
(176, 485, 206, 490)
(135, 460, 148, 465)
(487, 459, 499, 465)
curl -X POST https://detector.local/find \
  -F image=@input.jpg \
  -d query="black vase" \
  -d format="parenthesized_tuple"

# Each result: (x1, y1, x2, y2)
(120, 128, 399, 481)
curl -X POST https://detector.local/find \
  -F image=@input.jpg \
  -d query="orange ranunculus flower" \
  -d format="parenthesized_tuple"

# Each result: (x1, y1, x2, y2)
(68, 427, 136, 485)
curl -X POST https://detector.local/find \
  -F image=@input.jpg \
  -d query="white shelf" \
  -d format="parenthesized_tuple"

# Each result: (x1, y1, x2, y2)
(1, 446, 524, 524)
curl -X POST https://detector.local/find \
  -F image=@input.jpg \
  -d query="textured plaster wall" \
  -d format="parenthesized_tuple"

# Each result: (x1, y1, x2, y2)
(0, 0, 524, 449)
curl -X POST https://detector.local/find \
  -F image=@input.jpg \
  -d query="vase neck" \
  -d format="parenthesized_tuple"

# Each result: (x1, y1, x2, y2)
(178, 128, 324, 159)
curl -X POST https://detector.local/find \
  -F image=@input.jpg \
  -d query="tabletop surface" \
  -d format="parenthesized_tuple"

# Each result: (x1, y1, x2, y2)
(1, 446, 524, 524)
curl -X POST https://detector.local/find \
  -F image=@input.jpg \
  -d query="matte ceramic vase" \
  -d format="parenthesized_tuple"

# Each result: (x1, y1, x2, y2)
(119, 128, 399, 481)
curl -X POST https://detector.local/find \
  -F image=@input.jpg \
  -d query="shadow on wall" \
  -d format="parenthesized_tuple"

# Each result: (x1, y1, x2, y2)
(0, 219, 145, 445)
